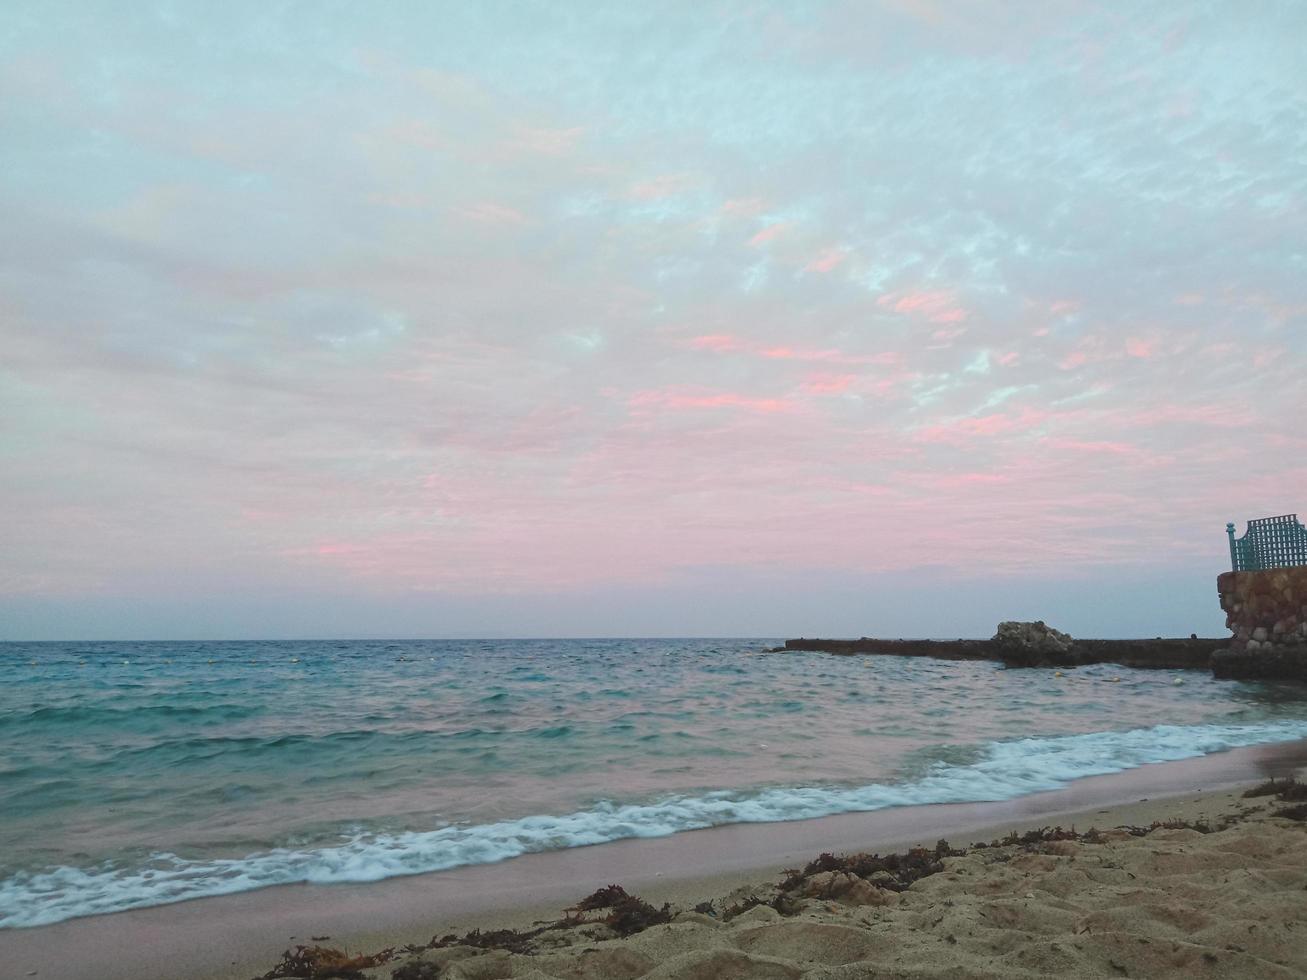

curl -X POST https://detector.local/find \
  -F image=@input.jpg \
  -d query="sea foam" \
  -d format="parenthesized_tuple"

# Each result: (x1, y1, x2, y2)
(3, 718, 1305, 928)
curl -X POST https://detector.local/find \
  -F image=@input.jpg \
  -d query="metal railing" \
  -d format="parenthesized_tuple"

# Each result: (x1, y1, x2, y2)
(1227, 514, 1307, 572)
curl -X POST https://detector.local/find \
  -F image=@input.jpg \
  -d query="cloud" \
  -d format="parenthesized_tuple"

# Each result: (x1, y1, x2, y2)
(1, 0, 1304, 636)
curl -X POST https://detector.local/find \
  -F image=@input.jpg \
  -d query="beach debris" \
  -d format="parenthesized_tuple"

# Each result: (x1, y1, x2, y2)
(259, 944, 395, 979)
(778, 839, 964, 896)
(1241, 777, 1307, 819)
(567, 884, 674, 936)
(1241, 776, 1306, 799)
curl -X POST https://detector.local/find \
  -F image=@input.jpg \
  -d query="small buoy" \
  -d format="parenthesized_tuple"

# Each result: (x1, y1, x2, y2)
(1054, 670, 1064, 677)
(78, 661, 86, 666)
(290, 658, 300, 663)
(1173, 677, 1184, 685)
(122, 660, 130, 665)
(759, 742, 768, 749)
(29, 660, 37, 666)
(1110, 676, 1121, 683)
(208, 659, 215, 664)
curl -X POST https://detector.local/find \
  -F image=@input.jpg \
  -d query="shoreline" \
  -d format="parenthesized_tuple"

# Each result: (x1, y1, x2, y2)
(5, 739, 1307, 980)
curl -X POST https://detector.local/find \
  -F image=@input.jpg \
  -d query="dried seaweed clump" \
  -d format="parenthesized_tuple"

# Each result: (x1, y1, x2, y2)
(260, 944, 394, 979)
(1242, 777, 1307, 800)
(778, 839, 962, 895)
(1240, 777, 1307, 819)
(567, 884, 673, 937)
(972, 826, 1095, 850)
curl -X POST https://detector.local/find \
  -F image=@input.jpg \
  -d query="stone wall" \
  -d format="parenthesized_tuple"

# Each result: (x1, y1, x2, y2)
(1212, 568, 1307, 680)
(1217, 567, 1307, 651)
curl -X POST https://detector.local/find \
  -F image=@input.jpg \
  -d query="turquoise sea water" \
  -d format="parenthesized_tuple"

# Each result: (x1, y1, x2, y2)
(3, 638, 1307, 928)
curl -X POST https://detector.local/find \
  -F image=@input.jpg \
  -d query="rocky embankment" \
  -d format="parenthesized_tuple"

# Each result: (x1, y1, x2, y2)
(1212, 568, 1307, 680)
(783, 621, 1222, 670)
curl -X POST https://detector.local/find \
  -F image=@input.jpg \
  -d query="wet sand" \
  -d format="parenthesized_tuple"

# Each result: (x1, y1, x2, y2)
(4, 740, 1307, 980)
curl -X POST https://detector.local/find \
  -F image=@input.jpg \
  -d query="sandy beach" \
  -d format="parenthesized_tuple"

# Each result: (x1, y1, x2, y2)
(4, 740, 1307, 980)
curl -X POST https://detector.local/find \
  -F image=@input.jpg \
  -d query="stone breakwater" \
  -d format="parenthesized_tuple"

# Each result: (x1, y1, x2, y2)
(1212, 567, 1307, 680)
(781, 634, 1221, 670)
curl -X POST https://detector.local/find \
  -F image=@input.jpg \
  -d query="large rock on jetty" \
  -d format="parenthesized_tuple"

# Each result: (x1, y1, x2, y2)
(990, 620, 1075, 666)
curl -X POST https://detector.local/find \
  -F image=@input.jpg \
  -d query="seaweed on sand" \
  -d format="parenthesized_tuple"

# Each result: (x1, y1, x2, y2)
(778, 839, 963, 894)
(567, 884, 673, 937)
(1276, 781, 1307, 802)
(1243, 777, 1300, 798)
(260, 944, 395, 979)
(415, 884, 672, 959)
(1275, 803, 1307, 821)
(972, 827, 1092, 850)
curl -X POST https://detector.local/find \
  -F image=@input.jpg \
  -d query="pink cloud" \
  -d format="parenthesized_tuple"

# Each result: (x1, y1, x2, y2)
(1125, 337, 1154, 358)
(628, 387, 795, 414)
(689, 335, 900, 367)
(877, 288, 968, 324)
(748, 222, 789, 247)
(629, 173, 693, 200)
(1049, 299, 1080, 314)
(917, 408, 1049, 443)
(997, 351, 1020, 366)
(719, 197, 766, 216)
(803, 247, 848, 273)
(927, 327, 967, 348)
(1059, 351, 1089, 370)
(758, 345, 842, 361)
(1043, 438, 1138, 456)
(800, 373, 855, 395)
(686, 334, 745, 352)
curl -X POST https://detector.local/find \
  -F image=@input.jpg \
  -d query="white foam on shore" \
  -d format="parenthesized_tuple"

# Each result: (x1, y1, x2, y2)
(4, 719, 1306, 928)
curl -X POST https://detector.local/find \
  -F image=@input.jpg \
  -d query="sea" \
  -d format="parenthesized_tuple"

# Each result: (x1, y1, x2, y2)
(3, 637, 1307, 929)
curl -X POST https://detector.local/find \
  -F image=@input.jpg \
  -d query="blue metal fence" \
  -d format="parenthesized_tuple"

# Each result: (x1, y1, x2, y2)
(1227, 514, 1307, 571)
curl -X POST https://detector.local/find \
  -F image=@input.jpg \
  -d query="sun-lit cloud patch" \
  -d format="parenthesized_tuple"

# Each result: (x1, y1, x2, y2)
(686, 334, 745, 352)
(916, 408, 1051, 444)
(628, 387, 796, 415)
(747, 222, 790, 247)
(803, 247, 849, 273)
(877, 289, 968, 324)
(799, 373, 856, 396)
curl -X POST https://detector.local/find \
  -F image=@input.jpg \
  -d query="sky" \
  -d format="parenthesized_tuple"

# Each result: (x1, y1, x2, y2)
(2, 1, 1305, 640)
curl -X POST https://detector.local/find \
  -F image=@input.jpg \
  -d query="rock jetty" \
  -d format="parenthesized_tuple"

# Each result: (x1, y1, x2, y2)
(783, 621, 1221, 670)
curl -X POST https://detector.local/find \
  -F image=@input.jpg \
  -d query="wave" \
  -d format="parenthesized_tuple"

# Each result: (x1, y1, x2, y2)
(3, 719, 1306, 928)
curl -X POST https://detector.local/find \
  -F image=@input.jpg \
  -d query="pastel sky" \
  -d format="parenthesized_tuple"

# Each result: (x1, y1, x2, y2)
(2, 2, 1305, 640)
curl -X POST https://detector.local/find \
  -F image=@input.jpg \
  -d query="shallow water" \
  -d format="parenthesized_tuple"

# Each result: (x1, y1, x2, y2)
(2, 638, 1306, 927)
